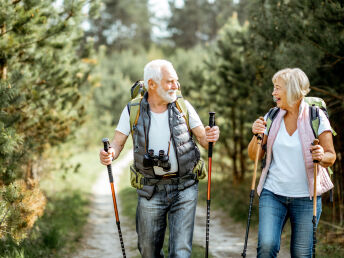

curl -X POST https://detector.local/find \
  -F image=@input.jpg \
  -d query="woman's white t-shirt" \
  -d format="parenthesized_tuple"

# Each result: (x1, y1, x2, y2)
(263, 109, 331, 197)
(116, 100, 203, 175)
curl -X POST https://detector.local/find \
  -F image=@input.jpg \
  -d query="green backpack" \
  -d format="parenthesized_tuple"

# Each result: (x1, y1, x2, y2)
(265, 96, 337, 138)
(127, 81, 190, 135)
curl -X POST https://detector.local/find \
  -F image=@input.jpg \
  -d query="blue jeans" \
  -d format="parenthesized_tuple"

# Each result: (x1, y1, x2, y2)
(136, 182, 198, 258)
(258, 189, 322, 258)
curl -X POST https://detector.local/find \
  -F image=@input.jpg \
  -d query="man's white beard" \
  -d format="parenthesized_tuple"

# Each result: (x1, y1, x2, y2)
(157, 84, 177, 103)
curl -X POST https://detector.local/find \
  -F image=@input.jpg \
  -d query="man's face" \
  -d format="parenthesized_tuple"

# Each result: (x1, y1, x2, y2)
(156, 66, 179, 103)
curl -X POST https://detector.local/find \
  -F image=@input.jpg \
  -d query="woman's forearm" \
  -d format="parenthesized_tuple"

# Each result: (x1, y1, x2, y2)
(320, 151, 336, 168)
(248, 136, 265, 161)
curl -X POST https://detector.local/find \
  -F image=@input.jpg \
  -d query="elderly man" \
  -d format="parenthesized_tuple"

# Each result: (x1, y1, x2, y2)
(99, 59, 220, 258)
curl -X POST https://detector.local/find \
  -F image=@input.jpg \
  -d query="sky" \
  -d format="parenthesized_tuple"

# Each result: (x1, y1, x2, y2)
(148, 0, 177, 39)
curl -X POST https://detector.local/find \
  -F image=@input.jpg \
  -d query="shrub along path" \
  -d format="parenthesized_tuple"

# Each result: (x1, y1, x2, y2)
(73, 152, 288, 258)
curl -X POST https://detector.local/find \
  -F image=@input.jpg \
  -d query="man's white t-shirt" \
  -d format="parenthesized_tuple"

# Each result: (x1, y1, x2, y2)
(263, 108, 331, 197)
(116, 100, 203, 175)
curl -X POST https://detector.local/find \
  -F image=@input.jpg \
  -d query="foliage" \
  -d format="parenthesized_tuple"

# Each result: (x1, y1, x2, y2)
(185, 14, 257, 182)
(86, 0, 152, 51)
(166, 0, 235, 48)
(0, 0, 100, 242)
(0, 180, 46, 242)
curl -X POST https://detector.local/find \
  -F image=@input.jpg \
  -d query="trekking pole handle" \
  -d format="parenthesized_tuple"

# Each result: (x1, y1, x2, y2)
(103, 138, 110, 152)
(208, 112, 216, 157)
(209, 112, 216, 127)
(312, 139, 320, 163)
(102, 138, 114, 183)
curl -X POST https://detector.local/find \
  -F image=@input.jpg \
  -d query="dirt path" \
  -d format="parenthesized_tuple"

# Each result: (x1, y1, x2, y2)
(74, 152, 139, 258)
(193, 205, 289, 258)
(74, 153, 289, 258)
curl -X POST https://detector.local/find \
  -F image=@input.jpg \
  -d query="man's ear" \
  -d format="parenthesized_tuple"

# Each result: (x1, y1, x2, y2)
(148, 79, 157, 91)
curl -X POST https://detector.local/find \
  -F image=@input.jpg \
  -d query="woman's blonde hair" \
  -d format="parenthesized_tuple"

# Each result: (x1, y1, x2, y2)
(272, 68, 310, 106)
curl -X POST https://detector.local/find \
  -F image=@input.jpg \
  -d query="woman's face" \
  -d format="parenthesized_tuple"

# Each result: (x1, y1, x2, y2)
(272, 77, 289, 109)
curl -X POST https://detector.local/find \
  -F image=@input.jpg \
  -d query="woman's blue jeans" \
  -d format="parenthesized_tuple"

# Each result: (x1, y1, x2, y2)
(136, 182, 198, 258)
(258, 188, 322, 258)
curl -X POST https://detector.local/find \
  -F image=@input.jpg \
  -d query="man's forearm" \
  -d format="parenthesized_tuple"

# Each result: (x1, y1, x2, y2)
(198, 137, 209, 150)
(110, 131, 129, 160)
(110, 141, 124, 160)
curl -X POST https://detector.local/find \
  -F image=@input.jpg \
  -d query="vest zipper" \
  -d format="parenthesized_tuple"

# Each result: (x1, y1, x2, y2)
(169, 104, 180, 174)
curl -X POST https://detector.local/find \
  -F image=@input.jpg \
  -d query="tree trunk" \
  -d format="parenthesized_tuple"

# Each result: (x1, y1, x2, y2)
(231, 106, 239, 184)
(238, 107, 246, 182)
(0, 24, 7, 80)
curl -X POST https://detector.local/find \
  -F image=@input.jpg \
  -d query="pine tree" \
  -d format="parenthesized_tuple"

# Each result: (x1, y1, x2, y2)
(167, 0, 235, 48)
(0, 0, 100, 241)
(188, 13, 257, 182)
(86, 0, 152, 51)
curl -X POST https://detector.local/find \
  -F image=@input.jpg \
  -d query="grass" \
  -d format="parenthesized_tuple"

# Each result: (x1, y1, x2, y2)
(118, 166, 211, 257)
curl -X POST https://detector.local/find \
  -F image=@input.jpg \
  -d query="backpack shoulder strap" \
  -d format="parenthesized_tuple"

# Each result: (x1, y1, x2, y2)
(128, 97, 142, 135)
(309, 105, 320, 138)
(309, 104, 337, 137)
(266, 107, 280, 136)
(175, 94, 190, 131)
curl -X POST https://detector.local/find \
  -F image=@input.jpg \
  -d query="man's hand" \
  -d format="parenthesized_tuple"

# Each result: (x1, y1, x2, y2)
(205, 125, 220, 143)
(100, 147, 115, 166)
(99, 131, 128, 166)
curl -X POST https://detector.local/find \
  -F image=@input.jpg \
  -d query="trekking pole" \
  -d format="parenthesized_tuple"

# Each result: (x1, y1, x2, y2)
(205, 112, 215, 258)
(102, 138, 126, 258)
(312, 139, 319, 258)
(241, 133, 263, 258)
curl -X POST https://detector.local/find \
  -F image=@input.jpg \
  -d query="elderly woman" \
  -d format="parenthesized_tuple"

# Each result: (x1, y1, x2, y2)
(248, 68, 336, 258)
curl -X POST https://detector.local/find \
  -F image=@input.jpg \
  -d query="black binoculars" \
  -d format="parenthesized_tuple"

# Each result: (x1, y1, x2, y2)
(143, 149, 171, 171)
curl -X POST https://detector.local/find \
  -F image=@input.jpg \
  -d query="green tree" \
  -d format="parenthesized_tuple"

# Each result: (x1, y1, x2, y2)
(0, 0, 99, 241)
(167, 0, 235, 48)
(187, 14, 258, 183)
(86, 0, 152, 51)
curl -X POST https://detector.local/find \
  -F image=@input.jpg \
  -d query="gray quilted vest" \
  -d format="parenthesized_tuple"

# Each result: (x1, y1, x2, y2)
(131, 94, 200, 181)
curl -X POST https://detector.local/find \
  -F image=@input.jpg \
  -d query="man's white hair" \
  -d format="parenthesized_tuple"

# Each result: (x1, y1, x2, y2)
(143, 59, 175, 91)
(272, 68, 310, 106)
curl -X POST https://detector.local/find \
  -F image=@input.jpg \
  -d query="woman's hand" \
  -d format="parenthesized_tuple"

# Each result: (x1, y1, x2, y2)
(310, 144, 324, 162)
(252, 117, 266, 135)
